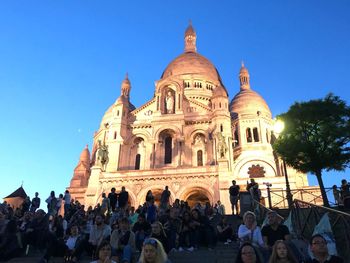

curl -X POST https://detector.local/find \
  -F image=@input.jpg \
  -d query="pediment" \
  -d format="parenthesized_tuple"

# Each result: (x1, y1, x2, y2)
(131, 99, 157, 120)
(185, 98, 212, 114)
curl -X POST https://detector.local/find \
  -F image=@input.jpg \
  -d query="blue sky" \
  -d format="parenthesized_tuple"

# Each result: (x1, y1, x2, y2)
(0, 1, 349, 207)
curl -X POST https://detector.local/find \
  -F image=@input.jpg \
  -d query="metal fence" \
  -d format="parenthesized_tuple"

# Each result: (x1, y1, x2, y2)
(263, 186, 337, 209)
(290, 199, 350, 261)
(253, 198, 350, 261)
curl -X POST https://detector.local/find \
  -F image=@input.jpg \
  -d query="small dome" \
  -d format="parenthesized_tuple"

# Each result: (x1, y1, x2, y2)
(121, 77, 130, 90)
(80, 145, 90, 163)
(240, 65, 248, 74)
(230, 89, 271, 117)
(115, 95, 128, 105)
(161, 52, 221, 81)
(213, 85, 228, 97)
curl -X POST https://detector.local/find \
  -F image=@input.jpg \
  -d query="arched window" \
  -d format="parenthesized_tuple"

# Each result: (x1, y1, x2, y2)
(234, 129, 239, 146)
(253, 127, 259, 142)
(114, 131, 117, 140)
(246, 128, 252, 143)
(197, 150, 203, 166)
(135, 154, 141, 170)
(164, 136, 172, 164)
(220, 124, 224, 132)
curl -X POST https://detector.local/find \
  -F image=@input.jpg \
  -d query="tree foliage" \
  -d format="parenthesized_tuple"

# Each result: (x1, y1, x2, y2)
(273, 94, 350, 206)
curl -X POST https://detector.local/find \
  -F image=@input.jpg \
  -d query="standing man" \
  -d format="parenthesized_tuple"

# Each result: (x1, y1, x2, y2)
(108, 188, 118, 212)
(229, 180, 240, 215)
(63, 190, 71, 216)
(246, 179, 260, 202)
(118, 186, 129, 211)
(160, 186, 171, 210)
(30, 192, 41, 213)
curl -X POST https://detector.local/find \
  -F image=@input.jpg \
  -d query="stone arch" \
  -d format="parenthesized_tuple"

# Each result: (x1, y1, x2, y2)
(188, 128, 208, 143)
(154, 126, 182, 141)
(125, 131, 151, 145)
(124, 188, 137, 208)
(156, 82, 182, 114)
(234, 157, 277, 179)
(156, 81, 182, 94)
(124, 135, 148, 170)
(96, 183, 137, 208)
(178, 184, 215, 205)
(137, 185, 176, 206)
(186, 127, 209, 142)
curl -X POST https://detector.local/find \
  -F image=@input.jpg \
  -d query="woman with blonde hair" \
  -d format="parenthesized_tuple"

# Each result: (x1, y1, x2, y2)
(137, 238, 171, 263)
(268, 240, 298, 263)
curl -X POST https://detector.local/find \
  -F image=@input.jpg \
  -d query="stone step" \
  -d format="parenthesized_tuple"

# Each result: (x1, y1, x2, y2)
(7, 244, 238, 263)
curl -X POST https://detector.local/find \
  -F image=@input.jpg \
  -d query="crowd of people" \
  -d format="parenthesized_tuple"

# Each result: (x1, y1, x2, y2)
(0, 184, 346, 263)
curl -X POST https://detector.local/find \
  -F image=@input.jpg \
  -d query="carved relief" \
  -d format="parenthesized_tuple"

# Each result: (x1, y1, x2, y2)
(248, 164, 266, 178)
(172, 182, 181, 193)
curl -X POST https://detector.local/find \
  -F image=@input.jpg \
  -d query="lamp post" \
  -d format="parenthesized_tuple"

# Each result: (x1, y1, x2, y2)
(273, 120, 293, 208)
(264, 182, 273, 209)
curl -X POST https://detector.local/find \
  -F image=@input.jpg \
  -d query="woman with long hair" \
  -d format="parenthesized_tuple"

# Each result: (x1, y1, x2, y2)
(90, 240, 116, 263)
(137, 238, 171, 263)
(235, 243, 262, 263)
(268, 240, 298, 263)
(150, 221, 169, 253)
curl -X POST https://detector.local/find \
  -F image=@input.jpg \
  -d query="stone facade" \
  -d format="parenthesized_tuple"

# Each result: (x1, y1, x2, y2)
(67, 24, 310, 212)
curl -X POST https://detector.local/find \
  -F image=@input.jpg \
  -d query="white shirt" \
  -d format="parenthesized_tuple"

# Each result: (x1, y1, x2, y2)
(238, 224, 264, 247)
(66, 236, 78, 250)
(64, 193, 71, 204)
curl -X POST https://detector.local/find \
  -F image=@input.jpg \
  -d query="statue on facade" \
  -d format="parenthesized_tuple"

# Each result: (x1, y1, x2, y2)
(217, 132, 228, 158)
(96, 140, 109, 170)
(165, 91, 175, 114)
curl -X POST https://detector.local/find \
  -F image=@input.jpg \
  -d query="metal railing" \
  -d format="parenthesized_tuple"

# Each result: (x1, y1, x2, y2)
(290, 199, 350, 262)
(264, 187, 337, 209)
(252, 199, 284, 224)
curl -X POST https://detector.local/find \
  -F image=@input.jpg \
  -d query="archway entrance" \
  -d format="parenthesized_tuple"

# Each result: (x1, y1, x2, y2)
(152, 189, 163, 206)
(184, 189, 211, 208)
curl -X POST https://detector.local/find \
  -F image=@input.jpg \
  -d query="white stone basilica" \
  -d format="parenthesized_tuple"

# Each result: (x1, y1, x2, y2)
(68, 24, 310, 212)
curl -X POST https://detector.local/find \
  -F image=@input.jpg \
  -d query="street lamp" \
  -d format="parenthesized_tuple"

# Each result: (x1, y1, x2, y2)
(263, 182, 273, 209)
(273, 120, 293, 208)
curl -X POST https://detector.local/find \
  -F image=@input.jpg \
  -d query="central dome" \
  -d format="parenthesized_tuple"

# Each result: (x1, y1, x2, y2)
(161, 52, 221, 81)
(161, 23, 222, 82)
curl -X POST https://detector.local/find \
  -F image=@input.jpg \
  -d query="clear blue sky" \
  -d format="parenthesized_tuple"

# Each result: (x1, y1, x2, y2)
(1, 1, 349, 207)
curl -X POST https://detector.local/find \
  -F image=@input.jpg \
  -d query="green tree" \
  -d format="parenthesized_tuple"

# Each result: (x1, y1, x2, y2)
(273, 94, 350, 207)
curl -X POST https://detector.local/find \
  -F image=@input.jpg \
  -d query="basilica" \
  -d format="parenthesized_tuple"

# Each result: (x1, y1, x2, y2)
(67, 24, 310, 212)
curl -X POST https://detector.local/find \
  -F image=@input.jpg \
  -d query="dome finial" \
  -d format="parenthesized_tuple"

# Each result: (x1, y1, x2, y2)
(184, 21, 197, 53)
(239, 62, 250, 90)
(121, 73, 131, 97)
